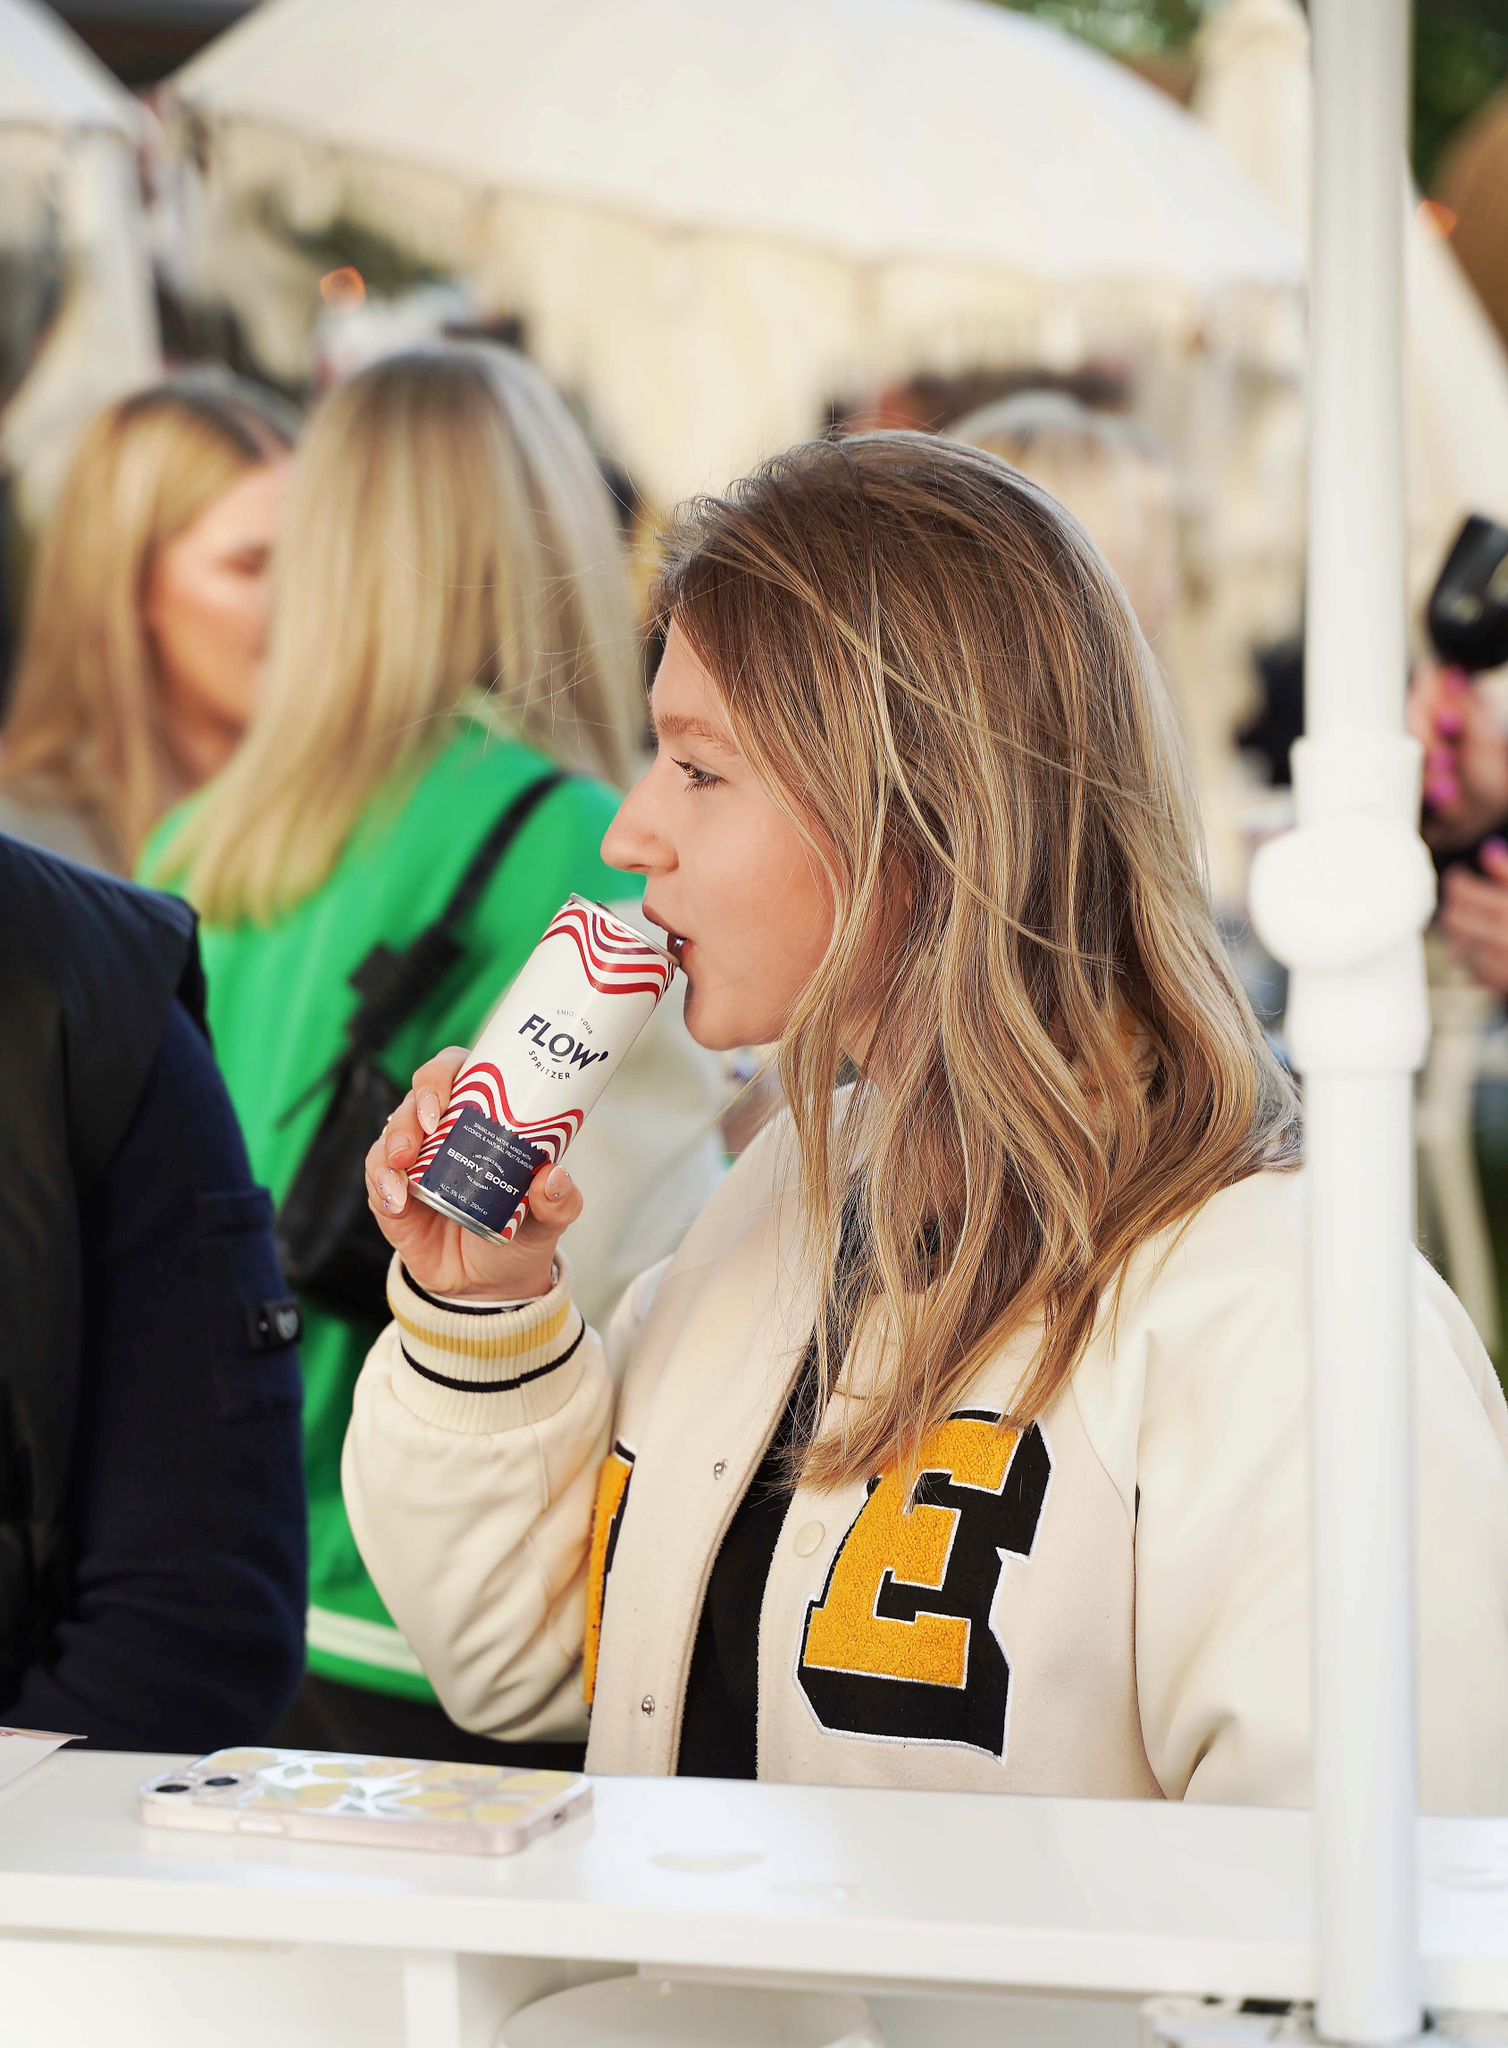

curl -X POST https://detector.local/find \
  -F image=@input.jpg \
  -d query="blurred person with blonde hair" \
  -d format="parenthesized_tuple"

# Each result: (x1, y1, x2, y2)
(949, 389, 1179, 646)
(145, 342, 723, 1765)
(0, 373, 297, 871)
(951, 388, 1258, 921)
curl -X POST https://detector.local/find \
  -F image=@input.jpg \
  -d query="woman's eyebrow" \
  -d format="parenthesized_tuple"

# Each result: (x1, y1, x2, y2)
(652, 711, 739, 752)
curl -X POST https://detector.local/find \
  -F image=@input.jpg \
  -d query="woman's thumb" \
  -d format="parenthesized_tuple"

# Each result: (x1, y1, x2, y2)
(524, 1160, 582, 1233)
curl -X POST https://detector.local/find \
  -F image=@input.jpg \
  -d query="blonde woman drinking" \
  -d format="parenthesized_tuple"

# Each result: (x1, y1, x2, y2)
(1, 374, 295, 870)
(146, 344, 724, 1766)
(347, 433, 1508, 1805)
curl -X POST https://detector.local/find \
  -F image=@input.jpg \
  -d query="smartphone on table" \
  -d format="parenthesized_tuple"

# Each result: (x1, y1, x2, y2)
(139, 1747, 591, 1856)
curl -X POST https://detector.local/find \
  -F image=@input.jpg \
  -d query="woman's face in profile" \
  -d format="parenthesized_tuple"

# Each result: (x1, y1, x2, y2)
(143, 457, 291, 756)
(602, 624, 837, 1054)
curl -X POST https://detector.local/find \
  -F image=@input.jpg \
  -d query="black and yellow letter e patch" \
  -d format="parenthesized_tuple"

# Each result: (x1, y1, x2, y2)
(797, 1411, 1050, 1758)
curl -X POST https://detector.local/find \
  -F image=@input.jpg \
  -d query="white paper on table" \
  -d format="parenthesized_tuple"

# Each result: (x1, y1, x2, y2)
(0, 1727, 81, 1793)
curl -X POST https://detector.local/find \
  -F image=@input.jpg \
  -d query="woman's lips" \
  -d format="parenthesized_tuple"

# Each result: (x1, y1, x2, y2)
(645, 906, 691, 963)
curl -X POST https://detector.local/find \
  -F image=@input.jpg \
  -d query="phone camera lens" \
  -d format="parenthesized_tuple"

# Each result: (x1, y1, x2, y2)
(202, 1776, 240, 1788)
(156, 1782, 191, 1794)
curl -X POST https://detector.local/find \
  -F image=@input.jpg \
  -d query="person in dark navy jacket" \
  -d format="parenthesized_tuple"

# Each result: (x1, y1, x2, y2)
(0, 834, 306, 1747)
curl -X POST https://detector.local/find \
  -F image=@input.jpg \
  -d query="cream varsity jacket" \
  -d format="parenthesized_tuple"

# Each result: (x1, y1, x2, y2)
(344, 1112, 1508, 1809)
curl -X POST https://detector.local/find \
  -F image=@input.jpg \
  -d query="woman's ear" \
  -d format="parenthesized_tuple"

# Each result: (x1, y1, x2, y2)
(893, 846, 921, 919)
(880, 859, 922, 975)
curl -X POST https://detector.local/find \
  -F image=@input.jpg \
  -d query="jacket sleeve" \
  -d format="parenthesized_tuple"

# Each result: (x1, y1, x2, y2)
(1133, 1243, 1508, 1812)
(2, 1003, 306, 1751)
(342, 1253, 666, 1743)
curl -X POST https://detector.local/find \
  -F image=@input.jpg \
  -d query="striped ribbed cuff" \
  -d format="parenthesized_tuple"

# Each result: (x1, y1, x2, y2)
(386, 1255, 587, 1432)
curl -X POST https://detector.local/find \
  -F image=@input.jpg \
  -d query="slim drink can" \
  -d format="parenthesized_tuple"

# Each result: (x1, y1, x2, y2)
(408, 896, 678, 1243)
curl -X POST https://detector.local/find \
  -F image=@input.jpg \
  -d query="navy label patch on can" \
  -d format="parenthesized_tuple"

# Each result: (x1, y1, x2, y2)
(419, 1103, 547, 1235)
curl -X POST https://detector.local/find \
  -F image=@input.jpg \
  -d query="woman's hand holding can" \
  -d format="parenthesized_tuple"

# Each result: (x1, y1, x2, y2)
(365, 1047, 582, 1302)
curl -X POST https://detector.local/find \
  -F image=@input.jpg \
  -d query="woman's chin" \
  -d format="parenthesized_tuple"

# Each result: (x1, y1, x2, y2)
(680, 984, 745, 1055)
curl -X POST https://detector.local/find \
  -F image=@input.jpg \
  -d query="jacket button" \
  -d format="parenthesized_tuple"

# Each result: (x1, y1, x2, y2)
(641, 1694, 655, 1716)
(794, 1521, 826, 1557)
(712, 1460, 727, 1479)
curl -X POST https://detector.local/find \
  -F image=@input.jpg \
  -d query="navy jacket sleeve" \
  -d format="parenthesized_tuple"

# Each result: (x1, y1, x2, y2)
(3, 1003, 307, 1749)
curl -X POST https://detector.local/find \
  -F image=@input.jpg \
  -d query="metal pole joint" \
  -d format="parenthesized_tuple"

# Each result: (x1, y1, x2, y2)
(1249, 734, 1434, 1075)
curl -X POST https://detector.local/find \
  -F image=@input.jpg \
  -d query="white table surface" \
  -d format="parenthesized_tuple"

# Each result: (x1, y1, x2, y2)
(1, 1754, 1506, 2012)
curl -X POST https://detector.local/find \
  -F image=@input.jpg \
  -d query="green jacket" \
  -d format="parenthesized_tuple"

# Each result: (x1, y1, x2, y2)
(145, 719, 638, 1699)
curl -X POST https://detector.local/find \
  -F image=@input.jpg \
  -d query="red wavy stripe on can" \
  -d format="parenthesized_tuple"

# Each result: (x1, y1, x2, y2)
(407, 1063, 584, 1182)
(445, 1063, 584, 1143)
(584, 909, 652, 955)
(544, 903, 674, 996)
(545, 922, 672, 1000)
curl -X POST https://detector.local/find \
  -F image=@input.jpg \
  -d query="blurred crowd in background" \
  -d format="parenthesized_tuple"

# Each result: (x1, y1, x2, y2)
(2, 0, 1507, 1757)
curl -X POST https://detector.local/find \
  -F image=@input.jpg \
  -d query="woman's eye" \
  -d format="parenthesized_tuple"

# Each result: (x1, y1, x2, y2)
(673, 758, 723, 793)
(225, 548, 271, 576)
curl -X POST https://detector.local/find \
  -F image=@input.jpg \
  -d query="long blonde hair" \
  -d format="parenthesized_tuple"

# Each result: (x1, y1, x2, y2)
(656, 433, 1299, 1489)
(169, 344, 643, 925)
(1, 373, 297, 868)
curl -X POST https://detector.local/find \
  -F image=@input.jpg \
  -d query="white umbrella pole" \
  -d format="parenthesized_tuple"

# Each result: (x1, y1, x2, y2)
(1252, 0, 1433, 2042)
(1306, 5, 1420, 2034)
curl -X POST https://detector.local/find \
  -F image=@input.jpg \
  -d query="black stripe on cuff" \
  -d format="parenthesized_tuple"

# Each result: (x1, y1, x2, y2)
(398, 1318, 585, 1394)
(401, 1265, 535, 1316)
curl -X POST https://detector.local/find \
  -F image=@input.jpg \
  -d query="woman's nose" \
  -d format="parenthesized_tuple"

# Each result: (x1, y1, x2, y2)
(602, 764, 668, 877)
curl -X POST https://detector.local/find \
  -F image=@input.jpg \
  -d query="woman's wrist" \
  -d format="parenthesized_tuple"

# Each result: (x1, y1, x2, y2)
(411, 1260, 561, 1311)
(387, 1257, 585, 1432)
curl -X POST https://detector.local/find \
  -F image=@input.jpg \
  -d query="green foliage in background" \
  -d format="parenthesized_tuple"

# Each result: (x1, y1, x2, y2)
(280, 211, 447, 297)
(996, 0, 1207, 55)
(1415, 0, 1508, 189)
(994, 0, 1508, 188)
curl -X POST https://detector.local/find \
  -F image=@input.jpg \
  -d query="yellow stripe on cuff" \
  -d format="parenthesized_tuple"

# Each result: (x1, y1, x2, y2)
(390, 1294, 575, 1363)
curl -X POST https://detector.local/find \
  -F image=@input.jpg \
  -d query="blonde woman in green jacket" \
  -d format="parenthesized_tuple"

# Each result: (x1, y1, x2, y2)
(144, 345, 724, 1765)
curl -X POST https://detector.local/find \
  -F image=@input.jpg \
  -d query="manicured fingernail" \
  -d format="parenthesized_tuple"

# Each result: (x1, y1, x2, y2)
(417, 1091, 440, 1134)
(380, 1168, 407, 1213)
(546, 1167, 569, 1201)
(1425, 776, 1460, 807)
(1434, 709, 1465, 738)
(386, 1126, 412, 1158)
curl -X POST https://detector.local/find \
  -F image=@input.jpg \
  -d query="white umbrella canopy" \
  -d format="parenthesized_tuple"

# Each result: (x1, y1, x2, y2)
(0, 0, 160, 518)
(1192, 0, 1508, 605)
(0, 0, 138, 134)
(1, 0, 140, 233)
(170, 0, 1301, 501)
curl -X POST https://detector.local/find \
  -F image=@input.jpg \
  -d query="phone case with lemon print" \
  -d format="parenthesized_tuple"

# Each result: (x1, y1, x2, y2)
(138, 1748, 591, 1856)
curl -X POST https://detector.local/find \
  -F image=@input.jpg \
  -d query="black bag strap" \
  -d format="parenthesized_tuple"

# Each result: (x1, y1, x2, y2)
(277, 770, 568, 1124)
(434, 768, 569, 934)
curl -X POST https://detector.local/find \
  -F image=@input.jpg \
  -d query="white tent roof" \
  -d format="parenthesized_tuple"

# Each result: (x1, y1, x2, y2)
(0, 0, 139, 134)
(172, 0, 1302, 499)
(178, 0, 1297, 286)
(1193, 0, 1508, 583)
(0, 0, 159, 517)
